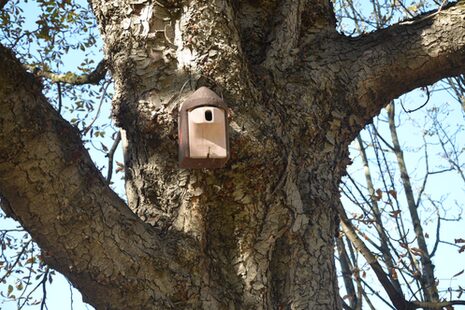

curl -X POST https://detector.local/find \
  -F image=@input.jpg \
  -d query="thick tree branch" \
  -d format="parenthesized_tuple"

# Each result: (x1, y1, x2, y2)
(263, 0, 303, 70)
(0, 193, 17, 220)
(0, 44, 201, 309)
(25, 60, 107, 85)
(261, 0, 337, 70)
(349, 1, 465, 122)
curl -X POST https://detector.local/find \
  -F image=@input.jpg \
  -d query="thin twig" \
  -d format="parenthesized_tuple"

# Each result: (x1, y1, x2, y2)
(337, 201, 414, 309)
(17, 267, 49, 310)
(0, 240, 31, 284)
(40, 268, 49, 310)
(17, 243, 35, 309)
(400, 87, 430, 113)
(360, 278, 397, 310)
(57, 82, 63, 114)
(68, 280, 74, 310)
(412, 300, 465, 309)
(371, 125, 395, 151)
(106, 131, 122, 184)
(82, 81, 111, 136)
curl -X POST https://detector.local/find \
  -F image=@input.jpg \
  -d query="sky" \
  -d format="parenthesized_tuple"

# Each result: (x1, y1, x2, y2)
(0, 0, 464, 309)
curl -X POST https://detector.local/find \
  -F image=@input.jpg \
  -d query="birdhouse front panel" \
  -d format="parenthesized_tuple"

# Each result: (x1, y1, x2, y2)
(188, 107, 227, 159)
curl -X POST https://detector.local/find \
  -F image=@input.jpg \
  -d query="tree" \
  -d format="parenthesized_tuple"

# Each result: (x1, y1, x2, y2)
(1, 0, 465, 309)
(338, 99, 465, 310)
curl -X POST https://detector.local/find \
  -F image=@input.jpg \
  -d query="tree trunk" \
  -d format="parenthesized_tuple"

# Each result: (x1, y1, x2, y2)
(123, 120, 345, 309)
(100, 1, 348, 307)
(2, 0, 465, 309)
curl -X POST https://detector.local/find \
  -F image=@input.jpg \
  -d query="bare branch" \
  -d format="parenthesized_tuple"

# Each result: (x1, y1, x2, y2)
(24, 60, 107, 85)
(336, 201, 415, 310)
(57, 82, 63, 114)
(356, 134, 404, 293)
(360, 278, 397, 310)
(387, 103, 439, 303)
(106, 131, 122, 184)
(40, 268, 48, 310)
(412, 300, 465, 309)
(337, 237, 359, 309)
(81, 81, 111, 135)
(429, 199, 441, 258)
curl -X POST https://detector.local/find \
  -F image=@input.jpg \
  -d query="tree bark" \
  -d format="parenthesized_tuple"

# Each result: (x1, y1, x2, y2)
(2, 0, 465, 309)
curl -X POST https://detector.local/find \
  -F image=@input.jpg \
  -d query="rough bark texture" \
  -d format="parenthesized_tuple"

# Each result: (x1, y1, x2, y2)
(1, 0, 465, 309)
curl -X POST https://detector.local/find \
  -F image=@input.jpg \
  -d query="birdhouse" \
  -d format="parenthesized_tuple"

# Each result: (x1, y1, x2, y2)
(178, 87, 229, 169)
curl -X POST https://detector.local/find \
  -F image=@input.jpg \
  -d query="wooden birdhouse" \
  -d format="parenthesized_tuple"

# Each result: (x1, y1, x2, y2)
(178, 87, 229, 169)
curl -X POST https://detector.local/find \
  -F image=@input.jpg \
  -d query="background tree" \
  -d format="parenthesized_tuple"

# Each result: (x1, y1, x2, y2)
(338, 99, 465, 310)
(1, 0, 465, 309)
(334, 2, 465, 309)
